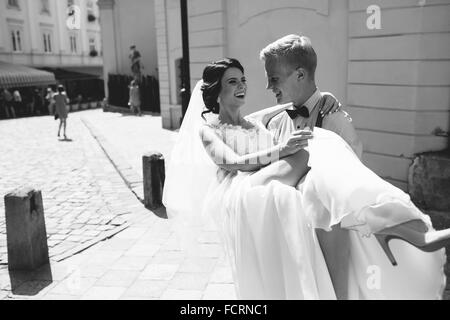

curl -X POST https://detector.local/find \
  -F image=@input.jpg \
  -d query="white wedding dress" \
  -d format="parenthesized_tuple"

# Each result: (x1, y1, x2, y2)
(163, 81, 447, 300)
(202, 121, 446, 300)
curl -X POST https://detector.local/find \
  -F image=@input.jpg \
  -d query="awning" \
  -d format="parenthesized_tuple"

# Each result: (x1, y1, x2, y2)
(39, 67, 100, 81)
(63, 66, 103, 79)
(0, 61, 56, 88)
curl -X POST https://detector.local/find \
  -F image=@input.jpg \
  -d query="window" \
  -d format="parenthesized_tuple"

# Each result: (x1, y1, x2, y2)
(89, 37, 98, 56)
(69, 34, 77, 53)
(87, 0, 96, 22)
(41, 0, 50, 14)
(10, 29, 22, 52)
(7, 0, 20, 9)
(42, 31, 53, 53)
(89, 37, 96, 52)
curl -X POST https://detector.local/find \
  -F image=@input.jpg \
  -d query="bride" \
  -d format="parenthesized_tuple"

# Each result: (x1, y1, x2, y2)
(163, 58, 448, 300)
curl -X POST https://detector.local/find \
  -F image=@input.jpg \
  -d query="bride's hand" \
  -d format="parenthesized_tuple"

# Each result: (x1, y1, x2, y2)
(280, 129, 313, 157)
(319, 93, 342, 116)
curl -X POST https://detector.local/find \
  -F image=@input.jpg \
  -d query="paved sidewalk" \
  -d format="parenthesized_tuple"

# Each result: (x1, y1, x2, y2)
(0, 112, 144, 264)
(79, 110, 178, 203)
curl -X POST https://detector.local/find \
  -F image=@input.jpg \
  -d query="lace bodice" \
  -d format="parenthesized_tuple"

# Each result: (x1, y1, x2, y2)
(208, 121, 276, 156)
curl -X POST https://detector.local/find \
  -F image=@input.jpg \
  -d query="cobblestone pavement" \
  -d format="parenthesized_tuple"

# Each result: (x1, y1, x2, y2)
(0, 109, 237, 300)
(0, 111, 145, 264)
(80, 110, 178, 202)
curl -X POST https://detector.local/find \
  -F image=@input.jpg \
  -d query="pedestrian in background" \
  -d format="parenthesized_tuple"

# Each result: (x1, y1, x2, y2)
(128, 80, 142, 116)
(0, 88, 6, 119)
(13, 89, 22, 117)
(24, 88, 35, 116)
(45, 87, 55, 115)
(33, 89, 44, 115)
(53, 85, 70, 139)
(1, 88, 10, 118)
(2, 89, 15, 118)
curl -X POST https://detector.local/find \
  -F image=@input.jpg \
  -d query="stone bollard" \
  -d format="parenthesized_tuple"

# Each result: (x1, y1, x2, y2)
(409, 151, 450, 230)
(143, 152, 166, 210)
(4, 188, 49, 271)
(409, 152, 450, 212)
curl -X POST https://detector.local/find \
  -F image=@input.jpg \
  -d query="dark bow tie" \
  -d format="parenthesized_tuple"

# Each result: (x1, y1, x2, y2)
(285, 105, 310, 119)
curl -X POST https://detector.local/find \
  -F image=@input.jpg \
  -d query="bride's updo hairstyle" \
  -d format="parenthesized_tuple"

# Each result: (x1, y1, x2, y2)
(201, 58, 244, 119)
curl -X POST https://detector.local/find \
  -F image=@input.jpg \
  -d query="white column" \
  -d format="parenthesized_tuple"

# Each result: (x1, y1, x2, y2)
(25, 0, 39, 61)
(98, 0, 118, 97)
(79, 0, 88, 59)
(155, 0, 172, 129)
(54, 0, 67, 60)
(0, 0, 7, 49)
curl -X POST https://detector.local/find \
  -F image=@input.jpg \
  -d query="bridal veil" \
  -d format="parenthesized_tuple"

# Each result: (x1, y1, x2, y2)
(162, 81, 219, 252)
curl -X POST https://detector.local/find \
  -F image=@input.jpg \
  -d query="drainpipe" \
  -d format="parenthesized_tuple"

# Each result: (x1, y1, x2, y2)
(180, 0, 191, 119)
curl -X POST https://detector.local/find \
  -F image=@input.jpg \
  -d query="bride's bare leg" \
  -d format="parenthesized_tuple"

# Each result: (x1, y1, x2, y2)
(316, 227, 350, 300)
(249, 149, 310, 187)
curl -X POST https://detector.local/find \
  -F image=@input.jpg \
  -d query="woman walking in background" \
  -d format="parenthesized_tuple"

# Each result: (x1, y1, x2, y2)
(128, 80, 142, 116)
(53, 85, 70, 139)
(45, 87, 55, 115)
(12, 89, 22, 117)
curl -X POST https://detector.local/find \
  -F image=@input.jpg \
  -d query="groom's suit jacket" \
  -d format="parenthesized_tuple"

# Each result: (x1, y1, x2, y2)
(267, 88, 363, 158)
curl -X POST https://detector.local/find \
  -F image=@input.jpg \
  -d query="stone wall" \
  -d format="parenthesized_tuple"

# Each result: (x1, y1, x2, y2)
(224, 0, 349, 115)
(187, 0, 226, 84)
(113, 0, 158, 77)
(99, 0, 158, 101)
(347, 0, 450, 190)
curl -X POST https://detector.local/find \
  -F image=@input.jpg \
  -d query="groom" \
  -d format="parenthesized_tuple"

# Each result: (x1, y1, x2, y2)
(260, 34, 363, 299)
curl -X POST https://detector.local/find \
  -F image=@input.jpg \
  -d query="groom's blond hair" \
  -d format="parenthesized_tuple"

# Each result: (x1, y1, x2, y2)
(260, 34, 317, 79)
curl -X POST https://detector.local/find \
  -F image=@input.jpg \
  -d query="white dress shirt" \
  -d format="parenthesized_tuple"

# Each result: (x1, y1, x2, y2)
(267, 88, 363, 158)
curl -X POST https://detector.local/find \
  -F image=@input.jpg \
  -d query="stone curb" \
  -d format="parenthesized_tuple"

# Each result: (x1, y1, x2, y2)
(50, 209, 152, 263)
(81, 117, 145, 202)
(81, 117, 166, 220)
(102, 105, 161, 117)
(50, 223, 130, 262)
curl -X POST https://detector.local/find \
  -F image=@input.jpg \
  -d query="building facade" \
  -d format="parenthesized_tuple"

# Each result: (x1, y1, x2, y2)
(98, 0, 158, 98)
(0, 0, 103, 74)
(154, 0, 450, 191)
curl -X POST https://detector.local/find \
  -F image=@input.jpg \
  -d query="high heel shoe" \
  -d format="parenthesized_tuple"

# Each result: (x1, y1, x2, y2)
(374, 219, 450, 266)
